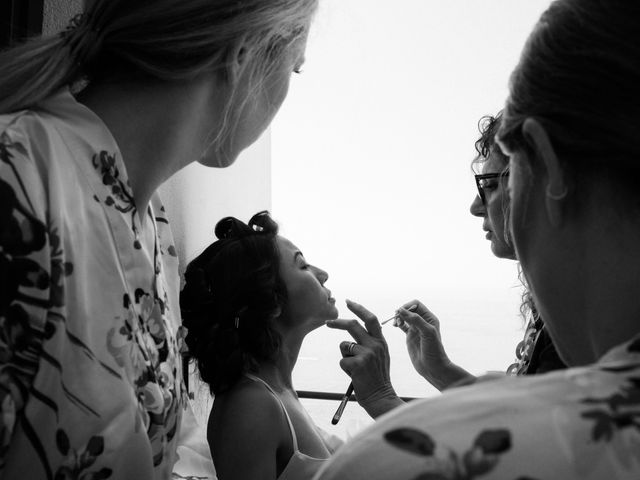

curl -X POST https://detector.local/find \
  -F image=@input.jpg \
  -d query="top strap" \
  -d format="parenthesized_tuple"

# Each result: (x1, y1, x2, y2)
(244, 374, 299, 451)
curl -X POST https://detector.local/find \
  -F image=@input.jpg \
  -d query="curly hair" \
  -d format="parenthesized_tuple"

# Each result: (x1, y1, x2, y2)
(180, 211, 288, 395)
(472, 111, 508, 173)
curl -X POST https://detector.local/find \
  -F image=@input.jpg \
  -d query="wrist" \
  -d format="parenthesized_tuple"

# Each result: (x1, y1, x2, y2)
(422, 359, 472, 391)
(358, 384, 403, 418)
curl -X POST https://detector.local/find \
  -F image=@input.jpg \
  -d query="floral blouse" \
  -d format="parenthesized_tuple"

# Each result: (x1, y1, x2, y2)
(313, 335, 640, 480)
(0, 90, 207, 479)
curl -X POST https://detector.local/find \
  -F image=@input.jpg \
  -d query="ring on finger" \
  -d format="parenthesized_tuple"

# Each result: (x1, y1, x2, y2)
(347, 342, 358, 355)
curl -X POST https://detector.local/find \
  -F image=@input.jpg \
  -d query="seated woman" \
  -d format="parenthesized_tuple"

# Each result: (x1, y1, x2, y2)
(314, 0, 640, 478)
(181, 211, 341, 480)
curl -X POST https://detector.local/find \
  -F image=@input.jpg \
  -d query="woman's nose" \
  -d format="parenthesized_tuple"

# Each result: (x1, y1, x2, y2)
(470, 194, 485, 217)
(313, 266, 329, 284)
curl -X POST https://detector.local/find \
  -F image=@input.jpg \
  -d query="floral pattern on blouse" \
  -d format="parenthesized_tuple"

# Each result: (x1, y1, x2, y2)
(313, 335, 640, 480)
(383, 427, 524, 480)
(0, 90, 192, 479)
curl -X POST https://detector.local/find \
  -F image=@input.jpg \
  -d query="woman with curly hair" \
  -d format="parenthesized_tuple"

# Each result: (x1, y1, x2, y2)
(316, 0, 640, 478)
(321, 113, 566, 421)
(399, 112, 566, 394)
(181, 211, 342, 480)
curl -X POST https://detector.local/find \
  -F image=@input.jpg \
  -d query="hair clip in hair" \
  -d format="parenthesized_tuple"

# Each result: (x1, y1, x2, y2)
(252, 224, 264, 232)
(60, 13, 84, 42)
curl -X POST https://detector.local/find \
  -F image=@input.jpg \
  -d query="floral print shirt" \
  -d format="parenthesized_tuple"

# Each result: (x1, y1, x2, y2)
(313, 335, 640, 480)
(0, 90, 191, 479)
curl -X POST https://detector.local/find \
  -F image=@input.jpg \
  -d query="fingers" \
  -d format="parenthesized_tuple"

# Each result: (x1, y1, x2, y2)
(338, 356, 354, 376)
(339, 341, 362, 357)
(396, 306, 437, 337)
(326, 299, 384, 343)
(326, 318, 372, 344)
(400, 299, 431, 319)
(346, 299, 383, 339)
(396, 320, 409, 333)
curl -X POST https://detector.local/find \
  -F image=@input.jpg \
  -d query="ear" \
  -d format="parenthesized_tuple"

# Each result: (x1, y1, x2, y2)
(224, 40, 248, 84)
(522, 118, 567, 228)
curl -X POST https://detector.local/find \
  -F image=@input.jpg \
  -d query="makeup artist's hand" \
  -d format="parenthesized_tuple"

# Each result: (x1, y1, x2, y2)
(396, 300, 474, 391)
(326, 299, 405, 418)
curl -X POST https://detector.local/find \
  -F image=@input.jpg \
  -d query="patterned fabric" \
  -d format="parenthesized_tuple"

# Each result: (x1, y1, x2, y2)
(313, 335, 640, 480)
(0, 90, 192, 479)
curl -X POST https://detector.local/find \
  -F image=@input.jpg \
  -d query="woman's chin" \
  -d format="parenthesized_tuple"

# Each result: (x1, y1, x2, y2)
(491, 239, 516, 260)
(198, 148, 239, 168)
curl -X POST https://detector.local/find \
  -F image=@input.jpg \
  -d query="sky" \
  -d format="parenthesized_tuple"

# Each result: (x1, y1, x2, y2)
(269, 0, 554, 404)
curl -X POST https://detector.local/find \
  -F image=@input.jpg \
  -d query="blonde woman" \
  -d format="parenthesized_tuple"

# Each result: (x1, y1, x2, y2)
(0, 1, 317, 478)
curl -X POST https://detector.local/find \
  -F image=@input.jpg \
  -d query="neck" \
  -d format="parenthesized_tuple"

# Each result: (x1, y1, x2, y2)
(255, 328, 307, 391)
(75, 77, 225, 215)
(538, 216, 640, 366)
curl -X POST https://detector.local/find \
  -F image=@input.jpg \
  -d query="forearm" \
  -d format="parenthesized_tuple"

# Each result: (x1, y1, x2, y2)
(423, 361, 475, 391)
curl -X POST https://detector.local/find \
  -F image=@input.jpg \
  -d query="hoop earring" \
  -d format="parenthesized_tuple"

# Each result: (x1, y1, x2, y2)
(546, 184, 568, 200)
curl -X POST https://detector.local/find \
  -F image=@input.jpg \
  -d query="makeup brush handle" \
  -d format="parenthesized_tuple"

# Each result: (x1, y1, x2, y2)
(331, 383, 354, 425)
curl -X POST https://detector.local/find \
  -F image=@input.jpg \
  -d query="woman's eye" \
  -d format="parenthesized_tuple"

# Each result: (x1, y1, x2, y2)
(293, 66, 303, 74)
(481, 180, 499, 191)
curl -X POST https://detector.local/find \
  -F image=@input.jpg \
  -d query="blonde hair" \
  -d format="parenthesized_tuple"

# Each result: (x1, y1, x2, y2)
(0, 0, 318, 114)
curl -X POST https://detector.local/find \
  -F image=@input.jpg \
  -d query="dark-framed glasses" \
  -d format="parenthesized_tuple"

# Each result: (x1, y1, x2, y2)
(474, 171, 509, 205)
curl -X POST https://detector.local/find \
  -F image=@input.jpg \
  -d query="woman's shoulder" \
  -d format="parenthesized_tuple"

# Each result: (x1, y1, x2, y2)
(207, 377, 294, 476)
(208, 378, 289, 440)
(314, 361, 640, 480)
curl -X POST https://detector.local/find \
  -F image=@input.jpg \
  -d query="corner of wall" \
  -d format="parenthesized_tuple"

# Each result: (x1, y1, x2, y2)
(42, 0, 83, 35)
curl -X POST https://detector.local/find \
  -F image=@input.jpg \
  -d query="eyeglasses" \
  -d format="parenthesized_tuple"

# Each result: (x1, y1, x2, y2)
(474, 171, 509, 205)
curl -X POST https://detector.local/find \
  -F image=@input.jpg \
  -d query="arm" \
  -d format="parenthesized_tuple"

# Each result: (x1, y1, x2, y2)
(396, 301, 475, 391)
(207, 383, 290, 480)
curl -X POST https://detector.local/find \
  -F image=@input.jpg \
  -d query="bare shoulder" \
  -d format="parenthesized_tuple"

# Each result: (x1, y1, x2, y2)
(209, 379, 287, 434)
(207, 378, 292, 477)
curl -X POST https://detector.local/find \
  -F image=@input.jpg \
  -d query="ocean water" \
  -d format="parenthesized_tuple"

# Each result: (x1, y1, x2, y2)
(190, 289, 525, 441)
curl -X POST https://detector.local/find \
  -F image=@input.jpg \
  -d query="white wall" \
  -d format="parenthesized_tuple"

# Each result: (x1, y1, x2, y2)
(159, 133, 272, 276)
(42, 0, 83, 35)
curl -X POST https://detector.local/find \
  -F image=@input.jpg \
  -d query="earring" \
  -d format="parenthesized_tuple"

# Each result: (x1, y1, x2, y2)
(546, 184, 568, 200)
(234, 316, 240, 329)
(545, 184, 567, 228)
